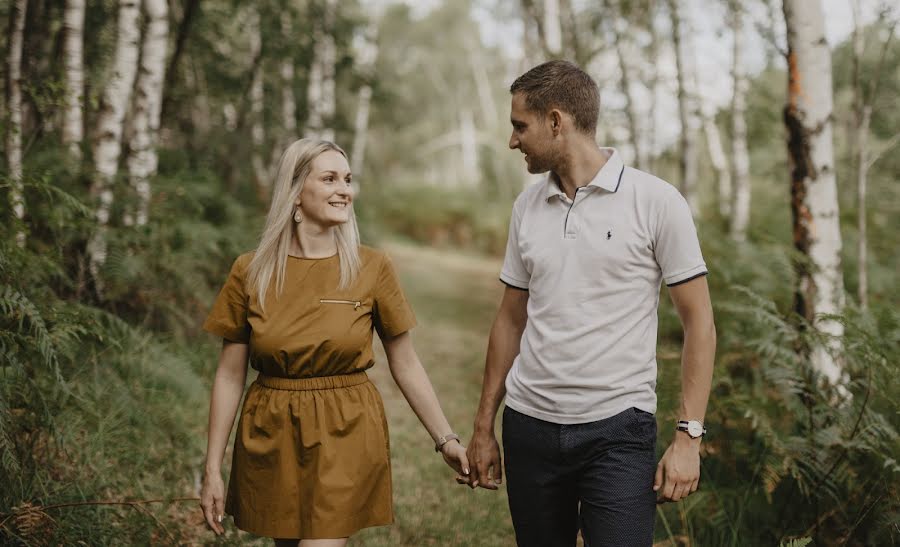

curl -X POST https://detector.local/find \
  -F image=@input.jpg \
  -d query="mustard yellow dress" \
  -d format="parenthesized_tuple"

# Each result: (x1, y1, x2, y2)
(202, 246, 416, 539)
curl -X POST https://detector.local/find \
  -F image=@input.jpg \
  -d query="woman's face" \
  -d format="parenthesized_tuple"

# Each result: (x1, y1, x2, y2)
(296, 150, 354, 229)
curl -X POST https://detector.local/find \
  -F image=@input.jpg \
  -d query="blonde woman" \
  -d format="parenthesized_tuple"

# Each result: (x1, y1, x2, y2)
(199, 138, 469, 546)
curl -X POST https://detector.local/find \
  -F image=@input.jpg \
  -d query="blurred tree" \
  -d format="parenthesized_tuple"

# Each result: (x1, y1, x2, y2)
(62, 0, 85, 161)
(729, 0, 751, 241)
(6, 0, 28, 247)
(850, 2, 896, 309)
(306, 0, 338, 140)
(351, 13, 379, 179)
(665, 0, 699, 214)
(124, 0, 169, 227)
(87, 0, 140, 291)
(782, 0, 845, 386)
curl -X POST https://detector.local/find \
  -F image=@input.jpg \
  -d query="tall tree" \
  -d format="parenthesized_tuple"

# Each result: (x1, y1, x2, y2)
(851, 3, 896, 309)
(666, 0, 699, 214)
(305, 0, 337, 141)
(124, 0, 168, 227)
(703, 108, 731, 218)
(543, 0, 562, 55)
(729, 0, 751, 242)
(87, 0, 141, 286)
(6, 0, 28, 248)
(62, 0, 86, 160)
(782, 0, 845, 385)
(351, 16, 379, 178)
(248, 6, 268, 200)
(605, 1, 646, 170)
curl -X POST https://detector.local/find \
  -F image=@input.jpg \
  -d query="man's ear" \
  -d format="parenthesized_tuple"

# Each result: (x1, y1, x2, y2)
(549, 109, 563, 136)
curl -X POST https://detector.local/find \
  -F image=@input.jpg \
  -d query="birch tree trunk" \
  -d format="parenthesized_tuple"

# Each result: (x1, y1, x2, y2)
(703, 112, 731, 217)
(280, 14, 297, 140)
(124, 0, 168, 227)
(609, 11, 645, 170)
(850, 4, 895, 310)
(351, 17, 379, 178)
(62, 0, 85, 160)
(667, 0, 698, 214)
(459, 107, 478, 185)
(783, 0, 845, 386)
(248, 7, 268, 201)
(88, 0, 141, 285)
(305, 0, 337, 141)
(730, 0, 751, 241)
(543, 0, 562, 56)
(6, 0, 27, 248)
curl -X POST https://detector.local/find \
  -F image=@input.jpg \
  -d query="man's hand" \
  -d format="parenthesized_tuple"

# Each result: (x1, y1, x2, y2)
(459, 429, 502, 490)
(654, 434, 701, 503)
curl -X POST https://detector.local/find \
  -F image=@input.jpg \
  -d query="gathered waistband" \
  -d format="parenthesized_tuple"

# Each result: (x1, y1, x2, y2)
(254, 371, 369, 391)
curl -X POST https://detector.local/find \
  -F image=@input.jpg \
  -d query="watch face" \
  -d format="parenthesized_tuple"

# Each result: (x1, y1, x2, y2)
(687, 421, 703, 437)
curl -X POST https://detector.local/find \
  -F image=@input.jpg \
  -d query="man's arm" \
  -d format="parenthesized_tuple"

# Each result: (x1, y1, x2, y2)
(465, 285, 529, 490)
(654, 275, 716, 503)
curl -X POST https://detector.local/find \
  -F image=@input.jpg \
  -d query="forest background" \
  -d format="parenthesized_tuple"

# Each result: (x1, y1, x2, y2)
(1, 0, 898, 545)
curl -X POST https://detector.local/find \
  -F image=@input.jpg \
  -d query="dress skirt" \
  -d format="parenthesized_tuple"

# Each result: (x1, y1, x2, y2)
(224, 371, 393, 539)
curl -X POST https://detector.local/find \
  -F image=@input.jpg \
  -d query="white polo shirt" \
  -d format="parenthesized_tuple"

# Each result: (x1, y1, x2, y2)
(500, 148, 707, 424)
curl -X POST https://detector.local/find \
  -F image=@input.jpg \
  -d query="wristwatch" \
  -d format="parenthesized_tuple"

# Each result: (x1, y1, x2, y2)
(434, 433, 460, 452)
(676, 420, 706, 439)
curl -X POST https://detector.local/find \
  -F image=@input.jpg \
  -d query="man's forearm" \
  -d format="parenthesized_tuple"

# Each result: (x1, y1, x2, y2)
(679, 318, 716, 422)
(474, 317, 523, 432)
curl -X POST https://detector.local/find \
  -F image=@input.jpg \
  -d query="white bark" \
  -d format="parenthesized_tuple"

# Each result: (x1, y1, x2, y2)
(62, 0, 86, 160)
(124, 0, 168, 227)
(88, 0, 140, 283)
(351, 17, 379, 178)
(6, 0, 27, 248)
(280, 14, 297, 138)
(248, 8, 268, 199)
(543, 0, 562, 55)
(305, 0, 337, 141)
(730, 0, 751, 242)
(459, 107, 478, 184)
(703, 113, 731, 217)
(610, 14, 645, 170)
(668, 0, 699, 214)
(783, 0, 845, 386)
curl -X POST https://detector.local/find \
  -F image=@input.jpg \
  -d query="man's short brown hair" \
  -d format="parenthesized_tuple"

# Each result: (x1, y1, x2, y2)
(510, 60, 599, 135)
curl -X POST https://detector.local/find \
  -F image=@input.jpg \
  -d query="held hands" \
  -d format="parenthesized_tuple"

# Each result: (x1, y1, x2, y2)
(654, 434, 701, 503)
(200, 470, 226, 535)
(440, 439, 471, 478)
(456, 429, 502, 490)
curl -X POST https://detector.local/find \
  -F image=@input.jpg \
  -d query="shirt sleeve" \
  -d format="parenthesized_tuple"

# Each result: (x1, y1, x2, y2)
(499, 197, 530, 289)
(373, 253, 417, 338)
(202, 253, 252, 343)
(653, 189, 708, 287)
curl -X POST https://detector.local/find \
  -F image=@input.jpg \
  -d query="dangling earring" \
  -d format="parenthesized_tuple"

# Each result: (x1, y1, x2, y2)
(294, 207, 303, 223)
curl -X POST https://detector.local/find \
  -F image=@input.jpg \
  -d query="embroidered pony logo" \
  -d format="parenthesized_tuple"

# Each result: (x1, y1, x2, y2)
(607, 230, 612, 240)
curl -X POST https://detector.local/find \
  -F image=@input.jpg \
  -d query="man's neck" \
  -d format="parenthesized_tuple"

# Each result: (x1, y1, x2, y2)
(552, 139, 608, 200)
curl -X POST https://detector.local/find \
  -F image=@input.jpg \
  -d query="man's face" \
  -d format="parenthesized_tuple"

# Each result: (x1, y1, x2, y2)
(508, 92, 557, 174)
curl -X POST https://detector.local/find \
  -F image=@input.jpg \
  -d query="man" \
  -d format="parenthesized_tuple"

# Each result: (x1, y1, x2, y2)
(464, 60, 716, 547)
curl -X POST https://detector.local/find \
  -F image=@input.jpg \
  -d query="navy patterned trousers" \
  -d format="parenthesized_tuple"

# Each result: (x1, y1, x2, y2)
(502, 405, 657, 547)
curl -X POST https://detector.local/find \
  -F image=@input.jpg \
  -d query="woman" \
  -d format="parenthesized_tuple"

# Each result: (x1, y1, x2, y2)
(199, 138, 469, 546)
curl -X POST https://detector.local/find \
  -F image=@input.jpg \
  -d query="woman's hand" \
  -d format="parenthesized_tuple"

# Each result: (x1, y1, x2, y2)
(200, 471, 226, 535)
(441, 439, 471, 480)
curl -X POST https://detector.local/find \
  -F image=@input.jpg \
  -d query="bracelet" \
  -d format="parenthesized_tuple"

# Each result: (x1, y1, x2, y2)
(434, 433, 460, 453)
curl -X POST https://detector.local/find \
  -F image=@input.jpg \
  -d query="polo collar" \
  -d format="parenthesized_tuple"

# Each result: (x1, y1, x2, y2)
(545, 147, 625, 201)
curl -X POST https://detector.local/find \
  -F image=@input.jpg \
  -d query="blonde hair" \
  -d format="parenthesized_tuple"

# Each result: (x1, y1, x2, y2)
(247, 138, 361, 310)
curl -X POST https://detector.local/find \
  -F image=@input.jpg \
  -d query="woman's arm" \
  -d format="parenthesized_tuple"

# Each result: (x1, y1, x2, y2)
(381, 331, 469, 475)
(201, 340, 249, 535)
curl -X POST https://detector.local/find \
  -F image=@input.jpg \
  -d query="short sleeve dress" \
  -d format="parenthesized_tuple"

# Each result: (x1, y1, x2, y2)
(202, 245, 416, 539)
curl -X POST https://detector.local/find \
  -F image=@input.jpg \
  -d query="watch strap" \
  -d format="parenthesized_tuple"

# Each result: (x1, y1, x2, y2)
(434, 433, 460, 452)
